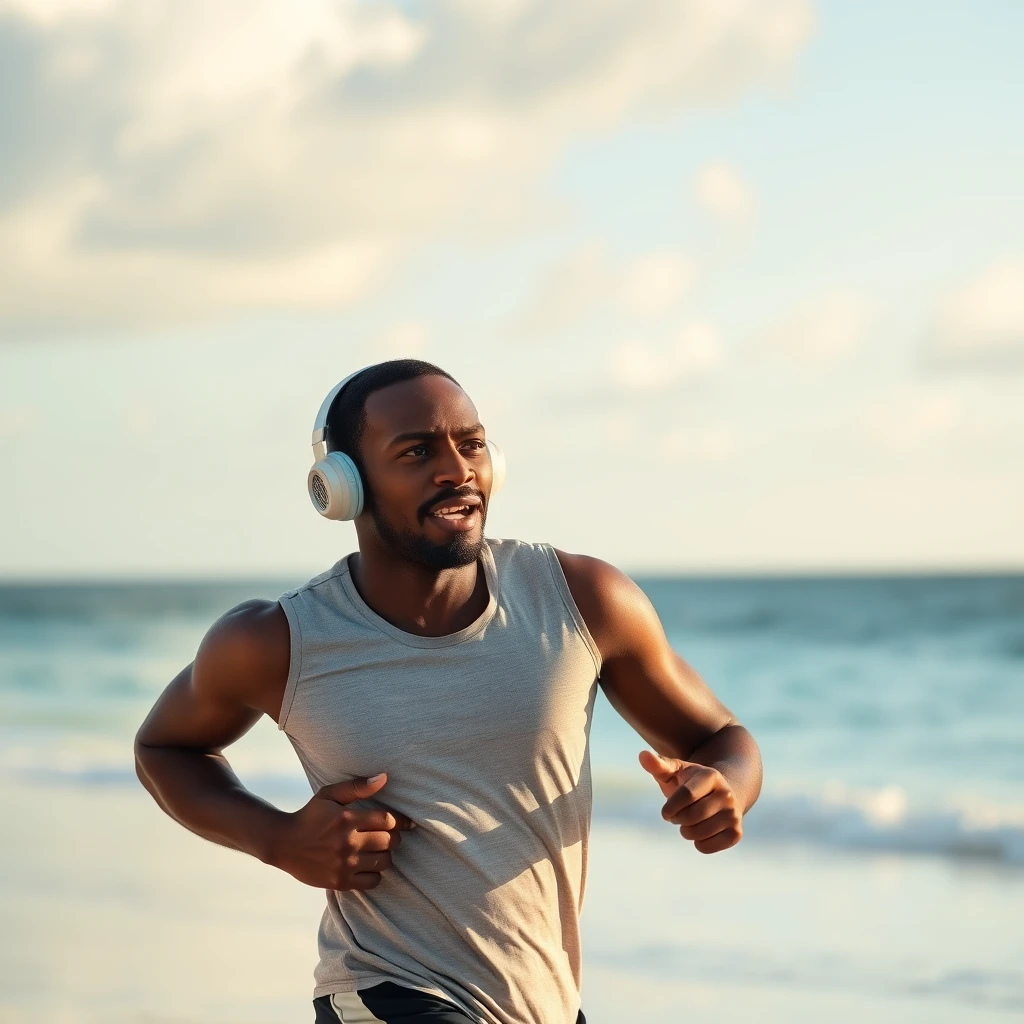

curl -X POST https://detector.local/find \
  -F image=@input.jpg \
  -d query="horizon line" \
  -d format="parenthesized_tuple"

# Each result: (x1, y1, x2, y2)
(2, 564, 1023, 586)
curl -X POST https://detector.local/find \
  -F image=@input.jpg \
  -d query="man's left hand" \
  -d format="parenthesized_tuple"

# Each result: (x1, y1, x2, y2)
(638, 749, 743, 854)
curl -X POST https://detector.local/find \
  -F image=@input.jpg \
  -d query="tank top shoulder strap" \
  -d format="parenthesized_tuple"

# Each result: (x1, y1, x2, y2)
(486, 537, 602, 677)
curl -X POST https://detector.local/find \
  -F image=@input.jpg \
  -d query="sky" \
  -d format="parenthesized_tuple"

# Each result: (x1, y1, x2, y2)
(1, 0, 1022, 579)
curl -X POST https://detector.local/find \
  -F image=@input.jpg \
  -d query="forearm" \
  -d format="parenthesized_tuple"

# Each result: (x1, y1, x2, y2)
(686, 723, 762, 814)
(134, 743, 288, 863)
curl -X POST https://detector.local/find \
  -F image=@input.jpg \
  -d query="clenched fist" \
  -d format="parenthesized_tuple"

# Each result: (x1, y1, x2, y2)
(639, 750, 743, 854)
(267, 773, 416, 890)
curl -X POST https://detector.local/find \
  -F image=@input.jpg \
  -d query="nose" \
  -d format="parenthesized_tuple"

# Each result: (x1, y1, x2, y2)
(432, 438, 478, 489)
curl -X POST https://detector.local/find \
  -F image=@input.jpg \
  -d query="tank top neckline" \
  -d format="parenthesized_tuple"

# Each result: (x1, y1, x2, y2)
(339, 539, 499, 649)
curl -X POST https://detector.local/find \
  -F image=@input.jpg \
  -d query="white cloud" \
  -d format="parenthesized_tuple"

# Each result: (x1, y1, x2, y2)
(607, 319, 723, 392)
(619, 253, 697, 317)
(864, 390, 960, 450)
(608, 340, 668, 391)
(754, 290, 871, 364)
(674, 319, 723, 373)
(368, 320, 432, 361)
(514, 244, 611, 335)
(0, 181, 398, 332)
(596, 408, 734, 463)
(656, 425, 735, 463)
(0, 0, 116, 25)
(922, 260, 1024, 372)
(693, 161, 755, 224)
(0, 0, 813, 334)
(515, 245, 696, 334)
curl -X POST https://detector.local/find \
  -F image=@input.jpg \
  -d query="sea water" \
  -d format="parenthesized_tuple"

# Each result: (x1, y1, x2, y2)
(2, 569, 1022, 866)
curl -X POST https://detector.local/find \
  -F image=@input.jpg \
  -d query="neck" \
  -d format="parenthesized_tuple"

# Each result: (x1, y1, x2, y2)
(347, 546, 488, 637)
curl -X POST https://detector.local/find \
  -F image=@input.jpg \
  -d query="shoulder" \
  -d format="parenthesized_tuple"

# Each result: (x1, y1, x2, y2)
(551, 548, 662, 663)
(193, 599, 291, 718)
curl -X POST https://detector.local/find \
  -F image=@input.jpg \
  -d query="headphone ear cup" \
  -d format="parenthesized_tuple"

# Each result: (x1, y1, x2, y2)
(486, 439, 506, 496)
(308, 451, 364, 520)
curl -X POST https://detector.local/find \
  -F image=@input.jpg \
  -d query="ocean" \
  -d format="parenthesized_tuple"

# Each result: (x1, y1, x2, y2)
(3, 571, 1022, 864)
(2, 568, 1023, 1021)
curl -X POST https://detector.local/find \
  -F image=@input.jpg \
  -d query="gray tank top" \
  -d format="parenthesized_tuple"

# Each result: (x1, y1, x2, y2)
(276, 537, 602, 1024)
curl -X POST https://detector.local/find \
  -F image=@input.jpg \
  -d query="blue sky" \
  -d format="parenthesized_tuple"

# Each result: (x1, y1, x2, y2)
(1, 0, 1021, 578)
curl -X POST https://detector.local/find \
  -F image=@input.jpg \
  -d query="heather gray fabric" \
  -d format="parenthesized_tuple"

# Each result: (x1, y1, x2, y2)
(277, 537, 602, 1024)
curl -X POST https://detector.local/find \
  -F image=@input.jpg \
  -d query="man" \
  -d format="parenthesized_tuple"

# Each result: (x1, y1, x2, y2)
(135, 359, 762, 1024)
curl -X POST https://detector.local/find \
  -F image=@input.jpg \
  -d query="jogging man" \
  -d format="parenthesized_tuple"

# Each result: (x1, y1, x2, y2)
(134, 359, 762, 1023)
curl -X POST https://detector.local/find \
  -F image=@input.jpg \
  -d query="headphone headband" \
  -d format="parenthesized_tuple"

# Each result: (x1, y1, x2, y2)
(311, 365, 374, 461)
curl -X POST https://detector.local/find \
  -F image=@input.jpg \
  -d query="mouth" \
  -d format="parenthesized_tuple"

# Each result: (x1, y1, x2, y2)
(426, 504, 481, 534)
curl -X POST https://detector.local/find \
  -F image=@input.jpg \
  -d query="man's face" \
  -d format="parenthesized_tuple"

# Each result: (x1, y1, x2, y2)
(356, 376, 491, 571)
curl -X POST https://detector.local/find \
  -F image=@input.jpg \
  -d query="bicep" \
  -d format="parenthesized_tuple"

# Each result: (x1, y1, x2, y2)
(135, 659, 263, 753)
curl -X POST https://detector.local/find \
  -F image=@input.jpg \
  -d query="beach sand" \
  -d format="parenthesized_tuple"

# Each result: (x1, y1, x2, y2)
(2, 777, 1021, 1023)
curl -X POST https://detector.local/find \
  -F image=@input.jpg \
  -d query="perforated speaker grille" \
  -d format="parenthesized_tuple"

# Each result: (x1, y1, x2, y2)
(311, 474, 330, 512)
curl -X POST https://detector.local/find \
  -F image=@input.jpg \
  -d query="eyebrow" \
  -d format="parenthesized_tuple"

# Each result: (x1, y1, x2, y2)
(387, 423, 485, 448)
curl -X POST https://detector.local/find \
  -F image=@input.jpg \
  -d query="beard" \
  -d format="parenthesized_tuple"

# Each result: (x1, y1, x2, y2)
(363, 484, 486, 571)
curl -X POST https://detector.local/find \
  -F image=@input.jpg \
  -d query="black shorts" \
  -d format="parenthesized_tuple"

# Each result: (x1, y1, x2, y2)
(313, 981, 587, 1023)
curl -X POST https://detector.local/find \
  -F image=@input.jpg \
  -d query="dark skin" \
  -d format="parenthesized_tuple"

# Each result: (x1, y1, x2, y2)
(135, 375, 762, 890)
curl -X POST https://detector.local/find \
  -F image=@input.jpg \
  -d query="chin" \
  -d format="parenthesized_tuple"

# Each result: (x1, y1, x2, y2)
(372, 505, 486, 570)
(425, 536, 484, 570)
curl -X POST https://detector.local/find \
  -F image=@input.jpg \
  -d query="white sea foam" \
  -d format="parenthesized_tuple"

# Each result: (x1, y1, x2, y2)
(592, 776, 1024, 866)
(5, 737, 1024, 868)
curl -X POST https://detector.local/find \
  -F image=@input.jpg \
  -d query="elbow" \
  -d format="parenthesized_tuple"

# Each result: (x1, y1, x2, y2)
(133, 730, 156, 790)
(133, 739, 147, 786)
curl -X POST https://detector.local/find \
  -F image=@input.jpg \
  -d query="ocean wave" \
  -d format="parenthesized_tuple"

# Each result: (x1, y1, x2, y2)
(592, 776, 1024, 866)
(4, 747, 1024, 867)
(0, 740, 310, 798)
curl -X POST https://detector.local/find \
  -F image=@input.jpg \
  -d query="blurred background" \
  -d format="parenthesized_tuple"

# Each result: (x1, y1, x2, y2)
(1, 1, 1022, 1021)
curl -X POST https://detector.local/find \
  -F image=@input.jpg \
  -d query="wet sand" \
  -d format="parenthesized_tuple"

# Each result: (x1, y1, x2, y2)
(1, 778, 1021, 1022)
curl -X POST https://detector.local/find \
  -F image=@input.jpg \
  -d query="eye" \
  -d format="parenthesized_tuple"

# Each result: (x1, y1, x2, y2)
(404, 440, 486, 458)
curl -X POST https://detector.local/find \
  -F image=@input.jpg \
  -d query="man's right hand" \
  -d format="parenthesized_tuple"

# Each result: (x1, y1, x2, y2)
(267, 773, 416, 890)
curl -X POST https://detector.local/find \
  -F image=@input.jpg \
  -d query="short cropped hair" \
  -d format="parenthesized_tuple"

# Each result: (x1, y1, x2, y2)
(324, 359, 461, 479)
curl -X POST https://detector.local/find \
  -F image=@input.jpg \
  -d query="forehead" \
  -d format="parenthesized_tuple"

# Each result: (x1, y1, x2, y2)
(362, 376, 480, 445)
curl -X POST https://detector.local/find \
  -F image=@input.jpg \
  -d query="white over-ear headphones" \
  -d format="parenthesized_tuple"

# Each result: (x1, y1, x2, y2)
(307, 366, 507, 521)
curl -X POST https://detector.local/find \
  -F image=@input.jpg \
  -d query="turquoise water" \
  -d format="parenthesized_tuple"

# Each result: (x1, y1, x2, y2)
(1, 571, 1022, 866)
